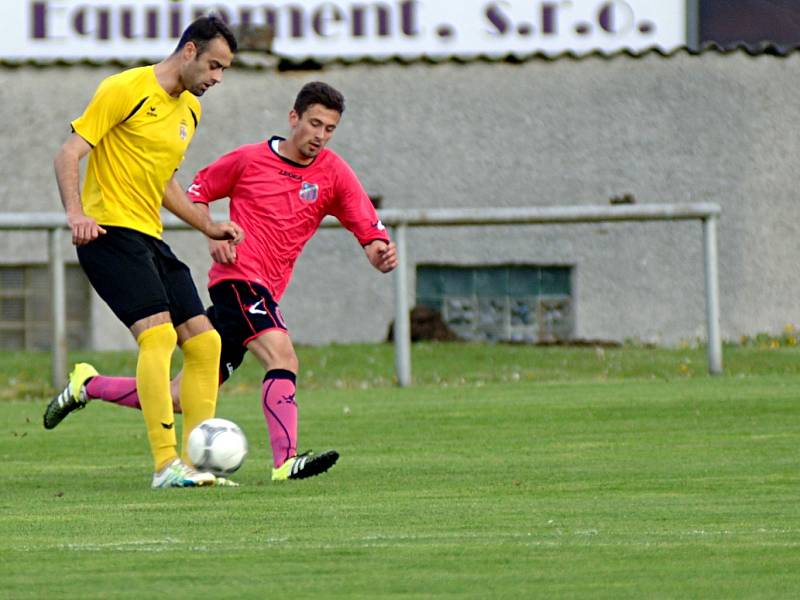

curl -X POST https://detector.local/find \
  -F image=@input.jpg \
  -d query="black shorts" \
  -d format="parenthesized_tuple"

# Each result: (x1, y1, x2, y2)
(77, 226, 205, 328)
(207, 280, 288, 383)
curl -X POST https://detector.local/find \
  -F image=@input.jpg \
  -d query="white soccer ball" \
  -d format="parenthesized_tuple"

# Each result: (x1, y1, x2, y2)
(187, 418, 248, 476)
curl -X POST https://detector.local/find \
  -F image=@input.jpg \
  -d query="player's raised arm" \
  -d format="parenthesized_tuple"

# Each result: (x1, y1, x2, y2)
(162, 175, 244, 244)
(191, 201, 238, 264)
(54, 133, 107, 245)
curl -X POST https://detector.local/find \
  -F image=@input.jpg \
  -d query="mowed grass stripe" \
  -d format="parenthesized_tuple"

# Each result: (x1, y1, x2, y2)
(2, 347, 800, 598)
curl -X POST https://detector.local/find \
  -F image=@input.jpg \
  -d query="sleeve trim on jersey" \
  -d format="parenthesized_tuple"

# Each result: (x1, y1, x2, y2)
(121, 96, 149, 124)
(69, 125, 95, 148)
(189, 108, 198, 129)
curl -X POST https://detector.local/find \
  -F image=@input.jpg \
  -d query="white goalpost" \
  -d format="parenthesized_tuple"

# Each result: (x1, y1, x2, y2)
(0, 203, 722, 387)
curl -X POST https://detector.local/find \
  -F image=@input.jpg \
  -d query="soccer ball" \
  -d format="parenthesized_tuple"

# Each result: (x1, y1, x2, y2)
(187, 418, 248, 476)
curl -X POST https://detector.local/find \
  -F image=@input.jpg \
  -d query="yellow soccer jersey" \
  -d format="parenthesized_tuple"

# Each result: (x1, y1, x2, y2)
(71, 65, 201, 238)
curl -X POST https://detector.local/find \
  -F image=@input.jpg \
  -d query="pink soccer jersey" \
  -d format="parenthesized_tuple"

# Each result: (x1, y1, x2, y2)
(188, 137, 390, 301)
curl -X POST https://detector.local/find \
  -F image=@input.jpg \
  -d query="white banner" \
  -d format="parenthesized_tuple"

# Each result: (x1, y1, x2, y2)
(5, 0, 686, 61)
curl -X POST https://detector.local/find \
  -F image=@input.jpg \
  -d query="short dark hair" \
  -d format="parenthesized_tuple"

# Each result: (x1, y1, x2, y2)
(176, 14, 238, 55)
(293, 82, 345, 117)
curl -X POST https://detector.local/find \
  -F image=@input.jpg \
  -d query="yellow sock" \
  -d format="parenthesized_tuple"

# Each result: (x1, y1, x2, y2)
(136, 323, 178, 471)
(179, 329, 222, 463)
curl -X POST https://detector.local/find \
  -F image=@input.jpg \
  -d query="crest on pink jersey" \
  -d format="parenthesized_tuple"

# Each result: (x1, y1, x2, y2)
(299, 182, 319, 202)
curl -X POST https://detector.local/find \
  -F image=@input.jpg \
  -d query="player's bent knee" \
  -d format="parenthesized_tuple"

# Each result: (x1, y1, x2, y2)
(176, 314, 216, 345)
(182, 328, 222, 365)
(285, 351, 299, 374)
(276, 352, 299, 374)
(136, 322, 177, 350)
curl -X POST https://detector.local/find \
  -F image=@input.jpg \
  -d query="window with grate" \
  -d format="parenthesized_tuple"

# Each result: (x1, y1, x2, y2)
(416, 265, 573, 343)
(0, 265, 91, 350)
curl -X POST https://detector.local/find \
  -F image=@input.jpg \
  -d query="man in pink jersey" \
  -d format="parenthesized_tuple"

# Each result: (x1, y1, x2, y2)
(45, 81, 398, 481)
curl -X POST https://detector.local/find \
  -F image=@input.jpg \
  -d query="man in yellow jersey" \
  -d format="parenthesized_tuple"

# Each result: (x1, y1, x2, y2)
(46, 15, 244, 489)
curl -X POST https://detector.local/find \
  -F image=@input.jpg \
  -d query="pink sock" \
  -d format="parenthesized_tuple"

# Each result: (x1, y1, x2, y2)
(85, 376, 141, 410)
(262, 370, 298, 468)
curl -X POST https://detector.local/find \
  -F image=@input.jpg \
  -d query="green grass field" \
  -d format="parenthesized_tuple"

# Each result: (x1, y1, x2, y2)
(2, 343, 800, 598)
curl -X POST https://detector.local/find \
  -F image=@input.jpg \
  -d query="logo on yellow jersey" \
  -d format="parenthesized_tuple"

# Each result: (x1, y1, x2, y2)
(179, 120, 188, 140)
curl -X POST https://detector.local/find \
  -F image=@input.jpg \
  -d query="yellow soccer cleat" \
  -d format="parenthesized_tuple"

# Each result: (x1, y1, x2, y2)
(43, 362, 98, 429)
(271, 450, 339, 481)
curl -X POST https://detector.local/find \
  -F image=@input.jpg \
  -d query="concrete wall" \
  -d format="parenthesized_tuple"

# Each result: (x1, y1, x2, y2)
(1, 50, 798, 349)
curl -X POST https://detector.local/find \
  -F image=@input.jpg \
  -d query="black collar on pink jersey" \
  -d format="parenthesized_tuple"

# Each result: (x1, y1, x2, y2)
(267, 135, 321, 169)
